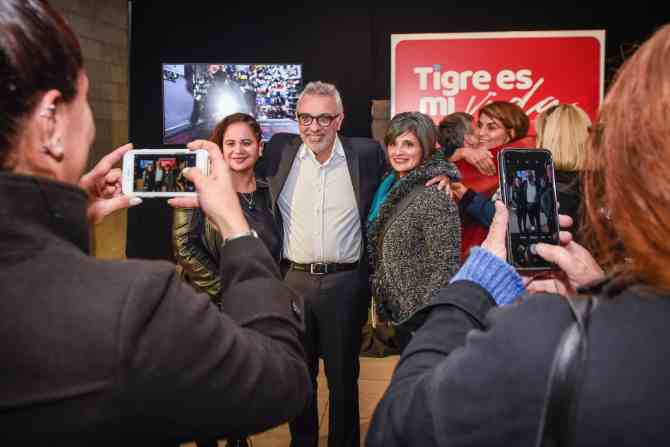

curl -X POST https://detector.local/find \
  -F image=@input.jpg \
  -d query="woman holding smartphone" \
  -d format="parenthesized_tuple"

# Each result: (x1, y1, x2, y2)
(0, 1, 308, 443)
(368, 22, 670, 446)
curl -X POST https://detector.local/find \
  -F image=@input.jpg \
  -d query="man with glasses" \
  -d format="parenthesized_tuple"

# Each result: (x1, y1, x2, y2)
(259, 81, 449, 446)
(257, 81, 386, 447)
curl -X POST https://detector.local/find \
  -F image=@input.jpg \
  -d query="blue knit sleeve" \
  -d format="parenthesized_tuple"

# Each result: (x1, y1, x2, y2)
(450, 247, 525, 306)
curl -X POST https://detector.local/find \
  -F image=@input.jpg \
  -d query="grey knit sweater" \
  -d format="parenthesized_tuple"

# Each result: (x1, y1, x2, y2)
(367, 153, 462, 324)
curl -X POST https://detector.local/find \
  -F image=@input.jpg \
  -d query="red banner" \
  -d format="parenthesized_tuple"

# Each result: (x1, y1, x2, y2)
(391, 31, 604, 123)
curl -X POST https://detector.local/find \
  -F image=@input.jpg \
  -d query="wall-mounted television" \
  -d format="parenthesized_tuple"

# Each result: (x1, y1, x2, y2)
(162, 63, 302, 143)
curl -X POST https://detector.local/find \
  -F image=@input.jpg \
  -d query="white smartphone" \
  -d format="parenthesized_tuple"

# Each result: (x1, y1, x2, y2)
(122, 148, 208, 197)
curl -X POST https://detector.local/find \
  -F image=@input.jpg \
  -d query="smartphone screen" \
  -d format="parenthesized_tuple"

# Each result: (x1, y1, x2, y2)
(500, 149, 559, 270)
(132, 153, 197, 194)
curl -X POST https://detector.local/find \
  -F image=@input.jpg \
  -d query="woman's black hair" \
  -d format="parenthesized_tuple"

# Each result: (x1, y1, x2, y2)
(0, 0, 83, 165)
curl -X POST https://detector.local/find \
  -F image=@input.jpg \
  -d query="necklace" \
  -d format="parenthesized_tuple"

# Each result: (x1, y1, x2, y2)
(239, 191, 255, 210)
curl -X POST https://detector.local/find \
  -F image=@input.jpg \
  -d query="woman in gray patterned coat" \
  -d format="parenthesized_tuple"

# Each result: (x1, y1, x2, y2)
(367, 112, 462, 351)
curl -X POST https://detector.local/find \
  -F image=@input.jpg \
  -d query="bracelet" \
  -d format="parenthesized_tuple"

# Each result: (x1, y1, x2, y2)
(223, 229, 259, 246)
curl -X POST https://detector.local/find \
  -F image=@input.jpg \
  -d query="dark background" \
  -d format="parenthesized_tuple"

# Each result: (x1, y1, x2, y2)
(127, 1, 669, 260)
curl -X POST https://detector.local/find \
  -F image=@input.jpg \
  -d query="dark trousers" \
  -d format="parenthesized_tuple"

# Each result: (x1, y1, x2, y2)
(516, 204, 527, 232)
(528, 202, 541, 231)
(282, 266, 367, 447)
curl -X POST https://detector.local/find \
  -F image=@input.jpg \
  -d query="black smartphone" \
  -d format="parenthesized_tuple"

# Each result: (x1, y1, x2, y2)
(498, 148, 560, 271)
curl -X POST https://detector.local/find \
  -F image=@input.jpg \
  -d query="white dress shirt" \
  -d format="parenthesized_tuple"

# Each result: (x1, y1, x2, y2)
(526, 182, 537, 203)
(278, 137, 361, 264)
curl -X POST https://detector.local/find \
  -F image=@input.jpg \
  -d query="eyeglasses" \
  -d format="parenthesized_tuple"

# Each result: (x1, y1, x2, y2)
(297, 113, 340, 127)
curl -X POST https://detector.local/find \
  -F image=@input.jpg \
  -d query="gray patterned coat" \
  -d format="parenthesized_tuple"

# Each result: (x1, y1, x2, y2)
(367, 153, 462, 324)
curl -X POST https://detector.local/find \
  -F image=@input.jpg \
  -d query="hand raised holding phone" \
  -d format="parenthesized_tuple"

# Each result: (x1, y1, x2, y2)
(168, 140, 250, 239)
(121, 148, 208, 197)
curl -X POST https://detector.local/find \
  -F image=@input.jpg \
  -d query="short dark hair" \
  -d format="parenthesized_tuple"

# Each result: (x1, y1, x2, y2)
(209, 113, 263, 146)
(384, 112, 437, 162)
(438, 112, 474, 148)
(0, 0, 83, 166)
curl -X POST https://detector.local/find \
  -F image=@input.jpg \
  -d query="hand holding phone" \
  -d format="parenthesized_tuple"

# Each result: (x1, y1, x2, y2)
(121, 148, 208, 198)
(168, 140, 250, 239)
(498, 148, 560, 271)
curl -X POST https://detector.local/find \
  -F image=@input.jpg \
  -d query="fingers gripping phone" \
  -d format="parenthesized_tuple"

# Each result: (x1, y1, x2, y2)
(498, 148, 560, 271)
(122, 149, 208, 197)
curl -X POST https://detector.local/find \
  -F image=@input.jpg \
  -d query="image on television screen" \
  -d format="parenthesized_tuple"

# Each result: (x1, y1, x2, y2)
(162, 63, 302, 143)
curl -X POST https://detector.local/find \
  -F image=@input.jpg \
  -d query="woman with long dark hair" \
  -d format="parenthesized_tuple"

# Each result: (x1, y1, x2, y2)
(0, 1, 308, 443)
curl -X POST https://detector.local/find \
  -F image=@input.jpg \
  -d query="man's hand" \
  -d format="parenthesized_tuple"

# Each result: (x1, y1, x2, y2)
(168, 140, 249, 239)
(425, 175, 450, 191)
(450, 182, 468, 200)
(79, 143, 141, 224)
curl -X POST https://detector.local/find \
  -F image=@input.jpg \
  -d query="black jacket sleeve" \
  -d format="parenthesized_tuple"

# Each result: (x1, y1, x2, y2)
(117, 237, 309, 443)
(459, 188, 495, 227)
(366, 281, 571, 447)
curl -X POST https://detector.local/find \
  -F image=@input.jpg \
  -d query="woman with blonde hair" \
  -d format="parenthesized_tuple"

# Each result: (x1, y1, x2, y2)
(536, 103, 592, 236)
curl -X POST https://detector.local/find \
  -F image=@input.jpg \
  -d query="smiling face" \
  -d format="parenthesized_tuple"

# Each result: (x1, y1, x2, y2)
(387, 130, 423, 177)
(296, 94, 342, 157)
(221, 122, 261, 173)
(476, 112, 511, 150)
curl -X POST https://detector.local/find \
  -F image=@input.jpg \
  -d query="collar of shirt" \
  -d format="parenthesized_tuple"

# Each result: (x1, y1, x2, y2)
(298, 136, 344, 166)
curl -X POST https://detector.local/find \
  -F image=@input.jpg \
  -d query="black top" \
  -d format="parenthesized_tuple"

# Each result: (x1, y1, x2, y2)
(367, 278, 670, 446)
(555, 170, 582, 240)
(0, 172, 308, 444)
(172, 180, 282, 300)
(237, 185, 281, 261)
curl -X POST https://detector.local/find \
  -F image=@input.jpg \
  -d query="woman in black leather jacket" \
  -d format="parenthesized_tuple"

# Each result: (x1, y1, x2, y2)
(173, 113, 280, 302)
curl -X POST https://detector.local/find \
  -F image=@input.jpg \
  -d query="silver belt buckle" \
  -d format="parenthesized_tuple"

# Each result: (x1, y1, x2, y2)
(309, 262, 328, 275)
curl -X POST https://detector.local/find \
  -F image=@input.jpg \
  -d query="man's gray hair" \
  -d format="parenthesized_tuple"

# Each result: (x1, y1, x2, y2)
(298, 81, 343, 113)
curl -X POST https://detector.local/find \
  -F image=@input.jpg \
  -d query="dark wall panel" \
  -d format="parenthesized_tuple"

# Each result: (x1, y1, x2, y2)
(128, 1, 668, 260)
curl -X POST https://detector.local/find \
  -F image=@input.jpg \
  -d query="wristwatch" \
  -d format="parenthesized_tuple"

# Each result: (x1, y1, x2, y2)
(223, 229, 259, 246)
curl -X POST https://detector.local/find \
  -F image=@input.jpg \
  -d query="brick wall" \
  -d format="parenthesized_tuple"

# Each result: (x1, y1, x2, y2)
(49, 0, 130, 259)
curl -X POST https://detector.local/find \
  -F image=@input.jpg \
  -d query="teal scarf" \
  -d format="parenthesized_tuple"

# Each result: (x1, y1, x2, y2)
(367, 173, 398, 224)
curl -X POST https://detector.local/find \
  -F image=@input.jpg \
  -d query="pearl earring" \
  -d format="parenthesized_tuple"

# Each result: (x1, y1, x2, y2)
(39, 104, 56, 118)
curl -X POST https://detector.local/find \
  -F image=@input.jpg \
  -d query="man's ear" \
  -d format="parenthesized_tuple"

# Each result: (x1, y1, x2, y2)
(336, 113, 344, 131)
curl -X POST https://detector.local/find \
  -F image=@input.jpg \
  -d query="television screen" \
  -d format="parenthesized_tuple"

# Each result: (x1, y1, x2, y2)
(162, 63, 302, 143)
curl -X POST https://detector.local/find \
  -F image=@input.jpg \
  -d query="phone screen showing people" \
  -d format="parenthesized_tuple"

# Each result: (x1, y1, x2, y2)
(501, 149, 559, 270)
(133, 153, 196, 193)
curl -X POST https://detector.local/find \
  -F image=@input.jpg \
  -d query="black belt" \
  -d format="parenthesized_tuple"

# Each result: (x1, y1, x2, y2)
(282, 260, 359, 275)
